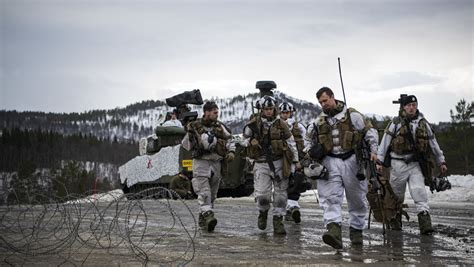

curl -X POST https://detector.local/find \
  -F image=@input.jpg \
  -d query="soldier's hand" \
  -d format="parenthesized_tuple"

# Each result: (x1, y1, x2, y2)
(440, 163, 448, 174)
(370, 153, 377, 162)
(226, 152, 235, 162)
(250, 138, 259, 147)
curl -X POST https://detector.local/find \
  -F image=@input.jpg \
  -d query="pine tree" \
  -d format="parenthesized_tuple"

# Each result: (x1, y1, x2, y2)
(450, 99, 473, 174)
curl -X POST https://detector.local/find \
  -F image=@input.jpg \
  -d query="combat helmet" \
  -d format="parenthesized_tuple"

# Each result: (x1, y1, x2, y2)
(278, 102, 295, 113)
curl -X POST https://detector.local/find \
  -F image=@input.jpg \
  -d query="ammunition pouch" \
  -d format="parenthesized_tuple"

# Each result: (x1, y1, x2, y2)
(215, 138, 228, 157)
(270, 139, 284, 157)
(318, 134, 332, 153)
(341, 131, 354, 151)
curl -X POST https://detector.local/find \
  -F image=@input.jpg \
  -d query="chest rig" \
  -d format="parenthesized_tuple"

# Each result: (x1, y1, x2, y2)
(387, 117, 430, 155)
(246, 117, 292, 160)
(316, 108, 368, 154)
(188, 118, 230, 157)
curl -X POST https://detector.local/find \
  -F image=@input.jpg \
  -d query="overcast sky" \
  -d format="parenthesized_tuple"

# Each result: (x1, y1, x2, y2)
(1, 0, 472, 123)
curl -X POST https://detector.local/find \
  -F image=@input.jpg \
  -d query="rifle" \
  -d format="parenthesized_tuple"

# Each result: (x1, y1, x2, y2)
(361, 139, 386, 235)
(402, 116, 432, 178)
(248, 118, 281, 183)
(262, 130, 281, 183)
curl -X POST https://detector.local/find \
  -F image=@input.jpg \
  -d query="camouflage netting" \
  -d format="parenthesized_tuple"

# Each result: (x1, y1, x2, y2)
(119, 144, 181, 187)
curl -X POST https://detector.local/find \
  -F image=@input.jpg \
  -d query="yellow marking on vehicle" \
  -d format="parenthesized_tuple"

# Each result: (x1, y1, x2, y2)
(182, 160, 193, 170)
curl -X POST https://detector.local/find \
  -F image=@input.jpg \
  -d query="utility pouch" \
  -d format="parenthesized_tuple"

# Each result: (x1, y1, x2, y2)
(318, 135, 332, 153)
(342, 131, 354, 150)
(215, 139, 227, 156)
(270, 139, 284, 156)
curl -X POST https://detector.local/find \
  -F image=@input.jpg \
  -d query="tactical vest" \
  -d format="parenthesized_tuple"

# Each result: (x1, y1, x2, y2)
(316, 108, 368, 154)
(291, 121, 305, 159)
(246, 117, 292, 160)
(388, 117, 430, 155)
(187, 119, 231, 157)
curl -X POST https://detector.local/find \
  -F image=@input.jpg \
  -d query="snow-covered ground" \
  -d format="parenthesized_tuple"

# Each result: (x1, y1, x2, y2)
(406, 174, 474, 203)
(66, 189, 125, 204)
(77, 175, 473, 204)
(300, 174, 474, 203)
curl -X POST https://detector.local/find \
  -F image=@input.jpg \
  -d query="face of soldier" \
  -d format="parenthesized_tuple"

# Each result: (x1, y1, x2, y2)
(262, 107, 274, 118)
(403, 102, 418, 117)
(280, 111, 290, 120)
(204, 108, 219, 121)
(318, 92, 337, 113)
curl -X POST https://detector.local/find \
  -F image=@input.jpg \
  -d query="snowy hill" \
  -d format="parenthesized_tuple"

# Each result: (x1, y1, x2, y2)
(1, 91, 321, 142)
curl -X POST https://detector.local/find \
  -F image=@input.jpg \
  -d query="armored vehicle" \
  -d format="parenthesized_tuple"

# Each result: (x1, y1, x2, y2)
(119, 89, 254, 198)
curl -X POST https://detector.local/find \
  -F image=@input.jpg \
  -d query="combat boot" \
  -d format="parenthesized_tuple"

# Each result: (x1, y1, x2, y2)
(202, 210, 217, 232)
(349, 227, 363, 245)
(284, 210, 293, 221)
(322, 222, 342, 249)
(258, 210, 268, 230)
(418, 211, 434, 235)
(198, 213, 205, 228)
(389, 213, 402, 231)
(290, 207, 301, 224)
(273, 215, 286, 235)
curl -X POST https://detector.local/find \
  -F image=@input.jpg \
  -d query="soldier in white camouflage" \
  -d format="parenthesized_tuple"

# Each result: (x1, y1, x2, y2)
(182, 101, 236, 232)
(278, 101, 308, 223)
(304, 87, 378, 249)
(376, 95, 447, 235)
(242, 95, 299, 235)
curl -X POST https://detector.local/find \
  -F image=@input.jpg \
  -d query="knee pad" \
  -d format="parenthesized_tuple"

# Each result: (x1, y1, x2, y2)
(273, 196, 286, 208)
(257, 196, 271, 206)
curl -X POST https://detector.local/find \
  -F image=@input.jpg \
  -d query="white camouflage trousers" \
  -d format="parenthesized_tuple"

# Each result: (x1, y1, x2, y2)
(253, 160, 289, 217)
(390, 160, 429, 213)
(317, 155, 368, 230)
(192, 158, 222, 213)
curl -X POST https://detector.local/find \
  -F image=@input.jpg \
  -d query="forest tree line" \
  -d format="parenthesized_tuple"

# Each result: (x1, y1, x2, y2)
(0, 99, 472, 204)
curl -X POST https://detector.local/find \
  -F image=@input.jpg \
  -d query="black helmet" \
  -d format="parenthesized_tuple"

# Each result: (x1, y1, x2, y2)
(260, 95, 277, 109)
(278, 102, 295, 113)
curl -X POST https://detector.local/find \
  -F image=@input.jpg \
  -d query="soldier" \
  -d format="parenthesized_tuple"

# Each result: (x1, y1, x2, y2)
(169, 172, 193, 199)
(242, 95, 299, 235)
(376, 95, 447, 235)
(181, 101, 236, 232)
(162, 109, 184, 128)
(278, 101, 308, 223)
(304, 87, 378, 249)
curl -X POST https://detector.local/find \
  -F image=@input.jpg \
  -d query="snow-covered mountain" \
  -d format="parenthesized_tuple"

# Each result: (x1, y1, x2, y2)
(1, 91, 322, 141)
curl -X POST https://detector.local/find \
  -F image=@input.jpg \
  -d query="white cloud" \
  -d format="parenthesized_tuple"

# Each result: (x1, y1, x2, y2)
(1, 0, 472, 124)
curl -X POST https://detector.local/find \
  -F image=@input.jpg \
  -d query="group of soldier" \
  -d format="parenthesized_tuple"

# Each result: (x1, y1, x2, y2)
(181, 86, 447, 249)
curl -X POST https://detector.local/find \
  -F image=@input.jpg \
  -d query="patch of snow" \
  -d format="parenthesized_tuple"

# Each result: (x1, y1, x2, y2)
(118, 145, 181, 187)
(405, 175, 474, 203)
(66, 189, 124, 204)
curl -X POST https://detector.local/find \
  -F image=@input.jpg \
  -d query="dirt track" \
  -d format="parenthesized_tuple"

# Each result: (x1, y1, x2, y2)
(0, 195, 472, 266)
